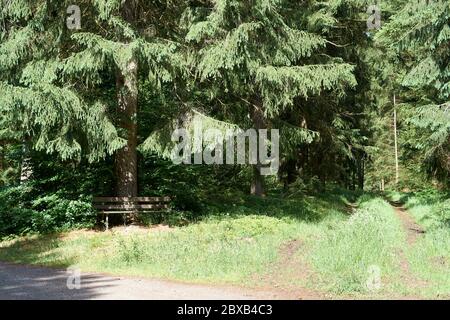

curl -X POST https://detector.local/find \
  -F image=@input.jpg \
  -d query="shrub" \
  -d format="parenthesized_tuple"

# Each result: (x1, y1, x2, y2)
(0, 186, 95, 238)
(31, 195, 96, 232)
(434, 199, 450, 228)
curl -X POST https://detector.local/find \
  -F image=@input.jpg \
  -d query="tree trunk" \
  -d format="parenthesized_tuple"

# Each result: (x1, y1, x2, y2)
(20, 140, 33, 183)
(114, 0, 139, 200)
(249, 102, 266, 197)
(115, 56, 138, 198)
(0, 140, 4, 175)
(393, 94, 399, 186)
(251, 164, 265, 196)
(359, 155, 365, 190)
(280, 158, 297, 191)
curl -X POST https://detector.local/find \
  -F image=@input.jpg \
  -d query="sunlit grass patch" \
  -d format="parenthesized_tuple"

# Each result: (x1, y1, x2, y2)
(107, 215, 301, 282)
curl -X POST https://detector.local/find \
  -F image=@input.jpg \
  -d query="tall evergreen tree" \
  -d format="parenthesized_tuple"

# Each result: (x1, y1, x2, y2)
(377, 0, 450, 185)
(0, 0, 183, 196)
(181, 0, 357, 195)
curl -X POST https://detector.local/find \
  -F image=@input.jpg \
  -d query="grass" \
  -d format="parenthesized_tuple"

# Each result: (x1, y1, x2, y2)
(111, 215, 298, 282)
(0, 192, 349, 284)
(307, 196, 407, 296)
(0, 189, 449, 299)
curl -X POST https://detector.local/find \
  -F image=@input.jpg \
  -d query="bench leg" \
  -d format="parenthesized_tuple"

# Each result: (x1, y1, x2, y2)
(105, 214, 109, 231)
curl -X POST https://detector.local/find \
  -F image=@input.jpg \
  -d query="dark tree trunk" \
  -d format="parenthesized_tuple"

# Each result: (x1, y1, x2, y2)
(358, 154, 365, 190)
(115, 57, 138, 198)
(280, 158, 297, 191)
(20, 139, 33, 184)
(0, 140, 4, 174)
(115, 1, 139, 198)
(249, 102, 266, 197)
(251, 164, 265, 196)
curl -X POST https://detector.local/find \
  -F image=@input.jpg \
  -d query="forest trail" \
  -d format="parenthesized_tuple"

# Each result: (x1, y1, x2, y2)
(0, 261, 294, 300)
(389, 202, 428, 293)
(390, 201, 425, 245)
(253, 239, 325, 300)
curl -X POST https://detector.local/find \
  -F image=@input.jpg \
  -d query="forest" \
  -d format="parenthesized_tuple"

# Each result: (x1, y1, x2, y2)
(0, 0, 449, 300)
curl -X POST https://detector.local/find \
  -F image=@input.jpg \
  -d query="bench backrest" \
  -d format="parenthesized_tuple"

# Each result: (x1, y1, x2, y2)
(93, 197, 171, 212)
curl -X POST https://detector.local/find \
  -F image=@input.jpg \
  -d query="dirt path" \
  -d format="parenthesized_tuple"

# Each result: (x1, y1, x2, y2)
(389, 202, 428, 294)
(0, 262, 291, 300)
(390, 201, 425, 245)
(253, 239, 325, 300)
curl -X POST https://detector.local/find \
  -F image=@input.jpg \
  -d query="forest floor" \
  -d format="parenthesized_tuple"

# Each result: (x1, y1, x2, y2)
(0, 191, 449, 300)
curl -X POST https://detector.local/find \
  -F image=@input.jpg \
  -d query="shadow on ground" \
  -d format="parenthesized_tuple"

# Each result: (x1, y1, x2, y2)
(202, 189, 359, 224)
(0, 262, 118, 300)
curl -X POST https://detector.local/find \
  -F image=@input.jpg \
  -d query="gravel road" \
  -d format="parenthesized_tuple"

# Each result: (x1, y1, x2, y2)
(0, 262, 283, 300)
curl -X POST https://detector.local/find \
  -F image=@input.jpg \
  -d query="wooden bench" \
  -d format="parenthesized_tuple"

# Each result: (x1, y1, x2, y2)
(93, 196, 171, 229)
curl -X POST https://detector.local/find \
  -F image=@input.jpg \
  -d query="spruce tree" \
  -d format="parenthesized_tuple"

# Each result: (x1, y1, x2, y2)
(377, 0, 450, 184)
(0, 0, 182, 196)
(182, 0, 357, 195)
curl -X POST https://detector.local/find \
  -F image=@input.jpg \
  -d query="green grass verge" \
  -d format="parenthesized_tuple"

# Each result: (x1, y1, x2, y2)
(307, 196, 407, 296)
